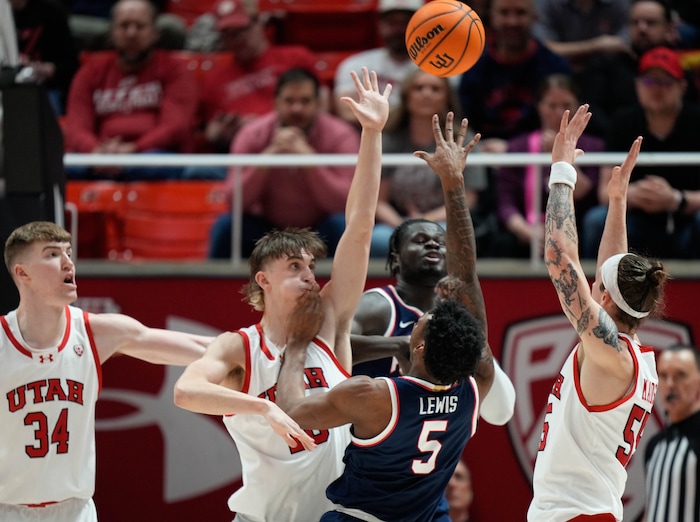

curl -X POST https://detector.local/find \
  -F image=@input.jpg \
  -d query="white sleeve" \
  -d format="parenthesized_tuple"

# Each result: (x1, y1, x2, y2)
(479, 359, 515, 426)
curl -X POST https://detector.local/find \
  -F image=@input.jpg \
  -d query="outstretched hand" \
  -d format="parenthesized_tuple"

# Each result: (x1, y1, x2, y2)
(340, 67, 391, 131)
(608, 136, 642, 203)
(414, 112, 481, 184)
(551, 104, 591, 165)
(264, 403, 317, 452)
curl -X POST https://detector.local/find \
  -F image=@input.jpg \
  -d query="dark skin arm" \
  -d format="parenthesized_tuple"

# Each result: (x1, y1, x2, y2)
(277, 287, 394, 439)
(415, 113, 495, 399)
(350, 291, 410, 371)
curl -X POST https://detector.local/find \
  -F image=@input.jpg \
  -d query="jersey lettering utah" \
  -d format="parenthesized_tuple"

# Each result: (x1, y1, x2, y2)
(7, 378, 85, 412)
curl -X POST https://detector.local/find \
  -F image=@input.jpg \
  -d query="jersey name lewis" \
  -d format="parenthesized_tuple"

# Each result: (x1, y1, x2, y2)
(6, 378, 85, 413)
(419, 395, 459, 415)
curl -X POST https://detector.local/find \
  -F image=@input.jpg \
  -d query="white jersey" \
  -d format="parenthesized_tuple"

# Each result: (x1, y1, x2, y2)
(0, 306, 101, 511)
(223, 324, 352, 522)
(528, 333, 658, 521)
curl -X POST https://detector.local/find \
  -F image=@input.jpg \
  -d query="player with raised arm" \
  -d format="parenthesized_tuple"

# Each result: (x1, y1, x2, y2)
(173, 67, 390, 522)
(276, 112, 495, 522)
(528, 105, 667, 521)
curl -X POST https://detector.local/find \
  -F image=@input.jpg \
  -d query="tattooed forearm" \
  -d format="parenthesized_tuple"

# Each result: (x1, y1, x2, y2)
(545, 185, 578, 248)
(443, 184, 487, 330)
(592, 309, 621, 350)
(444, 185, 476, 281)
(550, 263, 582, 308)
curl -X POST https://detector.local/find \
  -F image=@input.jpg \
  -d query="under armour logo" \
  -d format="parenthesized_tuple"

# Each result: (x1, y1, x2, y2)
(96, 316, 240, 502)
(38, 354, 54, 364)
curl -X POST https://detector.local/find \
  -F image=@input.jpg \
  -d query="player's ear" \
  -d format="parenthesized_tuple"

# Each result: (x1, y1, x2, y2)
(254, 271, 270, 290)
(13, 263, 28, 283)
(389, 252, 400, 276)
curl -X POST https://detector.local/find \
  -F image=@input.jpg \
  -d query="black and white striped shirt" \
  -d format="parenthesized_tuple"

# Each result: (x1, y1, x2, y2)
(644, 410, 700, 522)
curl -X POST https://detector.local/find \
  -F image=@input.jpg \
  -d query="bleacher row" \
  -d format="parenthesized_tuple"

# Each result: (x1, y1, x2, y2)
(64, 2, 391, 261)
(65, 180, 229, 260)
(166, 0, 385, 52)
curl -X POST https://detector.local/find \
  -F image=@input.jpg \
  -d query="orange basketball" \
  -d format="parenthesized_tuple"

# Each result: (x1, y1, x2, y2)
(405, 0, 486, 77)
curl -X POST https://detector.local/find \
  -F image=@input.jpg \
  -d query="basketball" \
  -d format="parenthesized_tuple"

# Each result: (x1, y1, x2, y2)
(405, 0, 485, 77)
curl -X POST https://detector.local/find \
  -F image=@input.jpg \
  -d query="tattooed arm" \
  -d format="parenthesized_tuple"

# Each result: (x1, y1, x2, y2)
(544, 105, 635, 405)
(415, 113, 495, 400)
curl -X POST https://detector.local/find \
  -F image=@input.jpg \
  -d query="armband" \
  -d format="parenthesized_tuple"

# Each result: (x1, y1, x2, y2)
(548, 162, 577, 190)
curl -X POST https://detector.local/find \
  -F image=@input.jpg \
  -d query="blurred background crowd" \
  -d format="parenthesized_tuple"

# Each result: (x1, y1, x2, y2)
(1, 0, 700, 262)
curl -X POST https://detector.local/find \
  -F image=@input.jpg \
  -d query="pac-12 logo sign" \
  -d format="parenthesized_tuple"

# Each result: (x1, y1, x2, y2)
(502, 315, 692, 522)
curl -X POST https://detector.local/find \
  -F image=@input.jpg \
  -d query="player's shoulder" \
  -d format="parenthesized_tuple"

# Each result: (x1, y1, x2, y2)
(356, 287, 393, 316)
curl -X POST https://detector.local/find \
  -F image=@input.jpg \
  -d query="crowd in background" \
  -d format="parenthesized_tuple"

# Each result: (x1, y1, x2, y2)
(2, 0, 700, 260)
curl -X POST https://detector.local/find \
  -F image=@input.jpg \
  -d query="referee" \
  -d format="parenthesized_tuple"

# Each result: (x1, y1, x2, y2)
(644, 344, 700, 522)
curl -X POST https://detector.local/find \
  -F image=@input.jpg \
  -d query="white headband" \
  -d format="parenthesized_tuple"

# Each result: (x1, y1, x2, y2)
(600, 253, 650, 319)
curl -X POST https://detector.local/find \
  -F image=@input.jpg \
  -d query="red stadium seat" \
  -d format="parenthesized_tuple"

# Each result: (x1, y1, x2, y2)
(64, 181, 126, 259)
(121, 181, 229, 260)
(165, 0, 219, 26)
(314, 50, 356, 88)
(260, 0, 381, 52)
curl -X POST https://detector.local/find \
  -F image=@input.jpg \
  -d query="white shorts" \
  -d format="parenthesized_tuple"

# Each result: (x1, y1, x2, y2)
(0, 497, 97, 522)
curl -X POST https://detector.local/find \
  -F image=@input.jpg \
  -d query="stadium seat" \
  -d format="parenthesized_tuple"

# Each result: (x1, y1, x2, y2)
(261, 0, 381, 52)
(314, 50, 356, 89)
(64, 181, 126, 259)
(121, 181, 229, 260)
(164, 0, 219, 26)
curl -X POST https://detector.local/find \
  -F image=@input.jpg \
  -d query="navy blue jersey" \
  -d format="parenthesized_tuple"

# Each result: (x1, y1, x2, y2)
(325, 376, 478, 522)
(352, 285, 423, 378)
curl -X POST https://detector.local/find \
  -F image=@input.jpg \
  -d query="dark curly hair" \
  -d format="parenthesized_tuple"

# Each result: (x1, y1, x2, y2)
(423, 299, 485, 384)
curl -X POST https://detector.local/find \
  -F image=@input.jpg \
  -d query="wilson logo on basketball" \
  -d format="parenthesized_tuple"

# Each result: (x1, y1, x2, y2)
(407, 24, 446, 60)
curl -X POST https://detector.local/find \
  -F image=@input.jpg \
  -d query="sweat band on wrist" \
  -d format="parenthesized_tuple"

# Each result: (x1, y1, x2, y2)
(548, 162, 577, 190)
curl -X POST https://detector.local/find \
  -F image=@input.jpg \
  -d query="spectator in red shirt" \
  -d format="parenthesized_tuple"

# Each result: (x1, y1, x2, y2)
(196, 0, 318, 155)
(64, 0, 197, 180)
(208, 67, 360, 259)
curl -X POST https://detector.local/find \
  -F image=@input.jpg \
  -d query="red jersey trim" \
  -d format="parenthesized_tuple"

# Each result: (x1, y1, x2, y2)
(255, 323, 275, 361)
(352, 377, 399, 447)
(0, 307, 71, 357)
(57, 306, 71, 352)
(639, 344, 655, 353)
(312, 336, 351, 379)
(83, 311, 103, 394)
(0, 314, 32, 357)
(240, 330, 252, 395)
(574, 336, 640, 413)
(223, 330, 251, 418)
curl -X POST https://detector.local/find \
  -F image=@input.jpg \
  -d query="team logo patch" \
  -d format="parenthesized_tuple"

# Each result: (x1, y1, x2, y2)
(74, 344, 84, 357)
(502, 314, 692, 521)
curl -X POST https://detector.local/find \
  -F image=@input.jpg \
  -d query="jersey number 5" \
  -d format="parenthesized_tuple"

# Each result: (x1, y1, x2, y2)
(616, 404, 649, 468)
(24, 408, 69, 458)
(412, 420, 447, 474)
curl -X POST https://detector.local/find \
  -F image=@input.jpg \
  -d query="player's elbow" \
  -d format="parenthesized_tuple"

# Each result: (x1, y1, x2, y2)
(173, 377, 196, 411)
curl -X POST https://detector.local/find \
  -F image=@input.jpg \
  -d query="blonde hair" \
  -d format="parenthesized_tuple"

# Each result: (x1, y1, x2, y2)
(4, 221, 71, 274)
(241, 228, 326, 311)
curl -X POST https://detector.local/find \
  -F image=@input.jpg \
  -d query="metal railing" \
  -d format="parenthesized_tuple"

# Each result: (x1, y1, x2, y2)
(63, 151, 700, 269)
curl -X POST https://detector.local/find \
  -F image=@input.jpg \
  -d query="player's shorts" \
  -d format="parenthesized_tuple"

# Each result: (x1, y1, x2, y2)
(0, 498, 97, 522)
